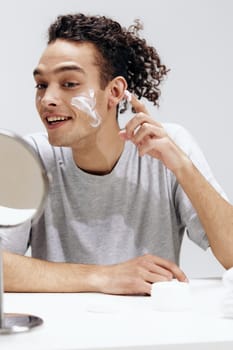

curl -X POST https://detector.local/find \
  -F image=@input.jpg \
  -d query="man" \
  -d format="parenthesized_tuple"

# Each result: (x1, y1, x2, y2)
(2, 13, 233, 295)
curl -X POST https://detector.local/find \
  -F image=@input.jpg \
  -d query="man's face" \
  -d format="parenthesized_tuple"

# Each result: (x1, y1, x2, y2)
(34, 39, 109, 147)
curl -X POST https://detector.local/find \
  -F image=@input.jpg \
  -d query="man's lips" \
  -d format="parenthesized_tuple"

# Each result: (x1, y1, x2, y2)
(43, 113, 73, 128)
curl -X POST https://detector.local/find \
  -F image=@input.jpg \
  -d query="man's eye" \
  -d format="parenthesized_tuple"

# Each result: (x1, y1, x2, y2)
(35, 83, 47, 90)
(63, 82, 79, 88)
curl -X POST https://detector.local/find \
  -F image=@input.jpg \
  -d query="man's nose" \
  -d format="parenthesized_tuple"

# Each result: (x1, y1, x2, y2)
(40, 87, 60, 107)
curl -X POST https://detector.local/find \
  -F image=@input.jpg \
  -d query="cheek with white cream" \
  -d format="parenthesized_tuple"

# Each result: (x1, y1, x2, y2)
(71, 89, 101, 127)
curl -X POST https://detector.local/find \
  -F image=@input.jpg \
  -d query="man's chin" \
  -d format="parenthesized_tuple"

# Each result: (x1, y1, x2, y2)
(47, 134, 65, 147)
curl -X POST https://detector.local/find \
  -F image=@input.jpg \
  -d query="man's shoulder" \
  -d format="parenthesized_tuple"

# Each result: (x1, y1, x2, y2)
(162, 122, 198, 153)
(162, 122, 190, 138)
(23, 132, 67, 167)
(24, 132, 61, 154)
(24, 132, 49, 147)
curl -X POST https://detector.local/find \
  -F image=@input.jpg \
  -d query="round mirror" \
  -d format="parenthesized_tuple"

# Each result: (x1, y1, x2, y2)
(0, 129, 49, 227)
(0, 128, 49, 334)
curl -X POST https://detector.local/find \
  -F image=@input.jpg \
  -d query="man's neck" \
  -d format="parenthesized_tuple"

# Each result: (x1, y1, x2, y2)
(72, 125, 125, 175)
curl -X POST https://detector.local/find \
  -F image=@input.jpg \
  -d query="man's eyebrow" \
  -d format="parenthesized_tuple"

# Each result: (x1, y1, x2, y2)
(33, 65, 85, 77)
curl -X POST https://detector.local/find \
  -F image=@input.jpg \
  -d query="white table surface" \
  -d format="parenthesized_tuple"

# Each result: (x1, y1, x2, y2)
(0, 279, 233, 350)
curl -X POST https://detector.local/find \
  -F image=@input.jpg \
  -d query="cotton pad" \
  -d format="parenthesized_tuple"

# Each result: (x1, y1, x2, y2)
(151, 280, 191, 311)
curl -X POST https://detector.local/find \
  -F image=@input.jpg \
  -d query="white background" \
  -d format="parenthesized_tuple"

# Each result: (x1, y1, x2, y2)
(1, 0, 232, 277)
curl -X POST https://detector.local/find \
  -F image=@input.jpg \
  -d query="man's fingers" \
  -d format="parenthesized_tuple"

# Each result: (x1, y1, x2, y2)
(118, 129, 128, 140)
(143, 260, 173, 280)
(146, 254, 189, 282)
(125, 90, 149, 114)
(120, 91, 162, 142)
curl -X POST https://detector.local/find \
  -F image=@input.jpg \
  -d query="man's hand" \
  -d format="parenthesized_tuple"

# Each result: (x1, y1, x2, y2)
(119, 93, 190, 174)
(100, 254, 188, 295)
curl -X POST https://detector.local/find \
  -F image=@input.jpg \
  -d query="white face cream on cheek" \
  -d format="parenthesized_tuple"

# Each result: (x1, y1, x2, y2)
(71, 89, 101, 127)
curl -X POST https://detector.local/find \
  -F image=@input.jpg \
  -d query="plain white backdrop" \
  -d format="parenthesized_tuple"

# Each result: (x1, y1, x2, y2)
(1, 0, 232, 277)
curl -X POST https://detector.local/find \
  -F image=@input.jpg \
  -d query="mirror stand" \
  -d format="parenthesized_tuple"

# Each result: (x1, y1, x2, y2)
(0, 236, 43, 334)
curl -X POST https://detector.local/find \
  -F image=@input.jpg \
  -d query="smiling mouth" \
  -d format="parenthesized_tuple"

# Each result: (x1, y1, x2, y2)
(46, 116, 72, 125)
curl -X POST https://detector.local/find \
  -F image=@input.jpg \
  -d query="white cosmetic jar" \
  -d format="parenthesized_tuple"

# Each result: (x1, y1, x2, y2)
(151, 280, 191, 311)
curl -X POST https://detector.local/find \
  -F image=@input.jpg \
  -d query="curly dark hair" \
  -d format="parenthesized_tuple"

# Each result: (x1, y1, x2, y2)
(48, 13, 169, 112)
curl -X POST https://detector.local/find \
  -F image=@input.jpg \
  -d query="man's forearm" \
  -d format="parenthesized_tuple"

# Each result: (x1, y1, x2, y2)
(3, 251, 104, 292)
(3, 251, 188, 294)
(175, 159, 233, 269)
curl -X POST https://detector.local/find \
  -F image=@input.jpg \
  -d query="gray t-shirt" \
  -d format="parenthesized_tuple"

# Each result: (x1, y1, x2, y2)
(0, 123, 225, 265)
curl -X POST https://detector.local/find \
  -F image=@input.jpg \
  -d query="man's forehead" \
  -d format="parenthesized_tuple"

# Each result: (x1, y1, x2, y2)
(33, 62, 86, 77)
(35, 40, 98, 74)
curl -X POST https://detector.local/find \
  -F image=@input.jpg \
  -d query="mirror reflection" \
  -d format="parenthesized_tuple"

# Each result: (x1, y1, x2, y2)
(0, 129, 49, 227)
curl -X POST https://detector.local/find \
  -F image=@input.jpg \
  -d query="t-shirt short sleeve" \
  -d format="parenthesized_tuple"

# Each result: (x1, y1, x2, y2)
(164, 123, 227, 250)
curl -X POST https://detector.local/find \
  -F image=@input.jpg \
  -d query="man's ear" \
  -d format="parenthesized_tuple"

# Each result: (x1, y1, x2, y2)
(107, 76, 127, 109)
